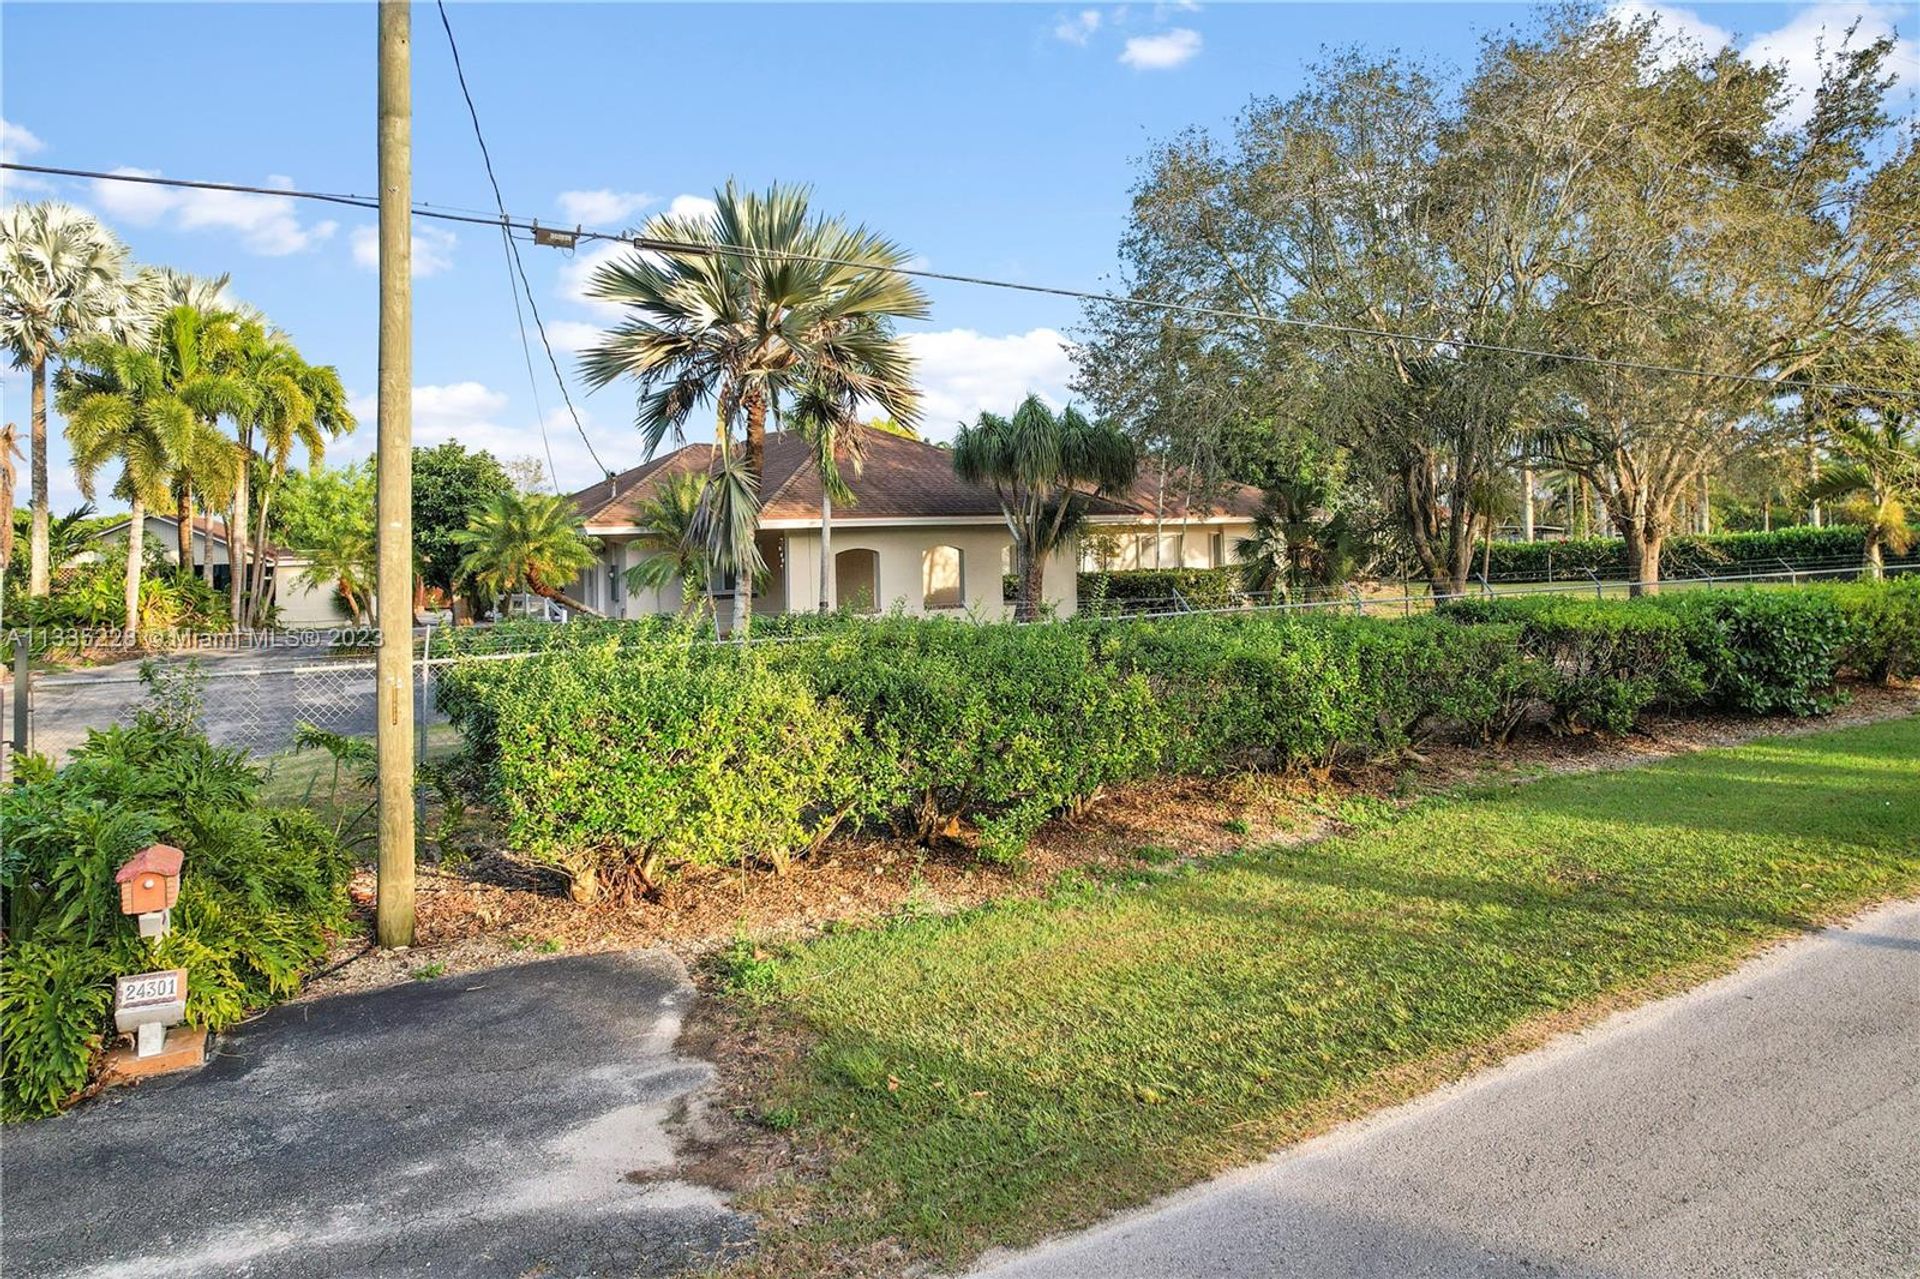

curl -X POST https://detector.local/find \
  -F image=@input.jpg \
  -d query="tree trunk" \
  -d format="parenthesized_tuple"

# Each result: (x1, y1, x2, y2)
(228, 445, 250, 629)
(248, 482, 278, 627)
(818, 489, 833, 613)
(1522, 467, 1535, 542)
(1016, 543, 1047, 621)
(1697, 474, 1710, 535)
(177, 489, 195, 577)
(1866, 532, 1884, 581)
(29, 357, 50, 596)
(1624, 525, 1662, 597)
(731, 566, 751, 640)
(0, 422, 15, 573)
(124, 496, 145, 645)
(1481, 511, 1494, 583)
(533, 582, 606, 619)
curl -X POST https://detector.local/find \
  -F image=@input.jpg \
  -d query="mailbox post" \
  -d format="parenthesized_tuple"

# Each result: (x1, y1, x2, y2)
(106, 844, 204, 1079)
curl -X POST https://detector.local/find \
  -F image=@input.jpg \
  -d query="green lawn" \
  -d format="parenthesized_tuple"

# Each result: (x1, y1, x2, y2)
(730, 714, 1920, 1271)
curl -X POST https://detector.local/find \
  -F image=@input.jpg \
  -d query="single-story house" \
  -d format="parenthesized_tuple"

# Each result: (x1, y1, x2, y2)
(88, 514, 344, 626)
(565, 426, 1263, 621)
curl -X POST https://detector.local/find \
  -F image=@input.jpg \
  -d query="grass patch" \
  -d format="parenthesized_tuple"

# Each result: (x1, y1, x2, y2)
(732, 715, 1920, 1270)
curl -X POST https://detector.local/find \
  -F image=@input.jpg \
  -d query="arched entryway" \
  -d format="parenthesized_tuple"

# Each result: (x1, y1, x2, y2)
(835, 548, 880, 613)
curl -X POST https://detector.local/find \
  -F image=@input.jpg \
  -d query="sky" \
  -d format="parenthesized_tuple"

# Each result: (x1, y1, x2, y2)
(4, 1, 1915, 511)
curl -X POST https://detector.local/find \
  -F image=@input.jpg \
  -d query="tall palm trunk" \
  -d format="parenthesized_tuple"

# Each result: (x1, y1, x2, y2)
(247, 482, 276, 627)
(177, 488, 195, 577)
(123, 496, 145, 645)
(818, 489, 833, 612)
(29, 356, 50, 596)
(1015, 542, 1046, 622)
(228, 434, 250, 629)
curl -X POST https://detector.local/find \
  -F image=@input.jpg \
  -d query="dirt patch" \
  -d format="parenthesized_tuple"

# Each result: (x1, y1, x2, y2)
(300, 682, 1920, 1003)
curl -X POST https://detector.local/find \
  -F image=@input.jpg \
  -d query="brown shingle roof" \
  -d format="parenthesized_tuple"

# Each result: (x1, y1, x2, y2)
(568, 426, 1262, 529)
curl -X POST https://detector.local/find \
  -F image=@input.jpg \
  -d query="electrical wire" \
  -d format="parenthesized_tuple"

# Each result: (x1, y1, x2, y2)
(6, 159, 1916, 402)
(431, 0, 607, 480)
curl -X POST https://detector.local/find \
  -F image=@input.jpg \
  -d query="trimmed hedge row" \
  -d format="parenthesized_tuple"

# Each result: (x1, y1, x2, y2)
(1078, 567, 1244, 611)
(439, 580, 1920, 894)
(1478, 524, 1917, 580)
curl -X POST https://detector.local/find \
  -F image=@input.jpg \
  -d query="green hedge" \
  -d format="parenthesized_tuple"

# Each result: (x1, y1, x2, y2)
(1477, 525, 1916, 581)
(440, 581, 1920, 892)
(1077, 568, 1244, 612)
(1, 714, 350, 1119)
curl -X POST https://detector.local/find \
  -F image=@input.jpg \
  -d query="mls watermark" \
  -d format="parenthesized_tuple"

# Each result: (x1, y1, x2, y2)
(11, 627, 382, 652)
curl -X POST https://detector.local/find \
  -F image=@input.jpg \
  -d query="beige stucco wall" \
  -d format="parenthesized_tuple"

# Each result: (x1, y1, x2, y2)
(583, 521, 1082, 622)
(92, 516, 344, 626)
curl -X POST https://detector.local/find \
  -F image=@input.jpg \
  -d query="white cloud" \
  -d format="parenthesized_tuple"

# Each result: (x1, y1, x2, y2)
(555, 189, 656, 225)
(901, 328, 1077, 439)
(341, 383, 613, 489)
(1119, 27, 1202, 70)
(349, 224, 456, 277)
(1055, 9, 1102, 45)
(1, 118, 44, 162)
(90, 167, 337, 255)
(665, 193, 719, 221)
(1612, 2, 1915, 120)
(544, 319, 606, 353)
(1744, 2, 1916, 120)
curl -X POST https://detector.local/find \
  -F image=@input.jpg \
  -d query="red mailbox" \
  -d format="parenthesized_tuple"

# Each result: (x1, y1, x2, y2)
(117, 844, 184, 932)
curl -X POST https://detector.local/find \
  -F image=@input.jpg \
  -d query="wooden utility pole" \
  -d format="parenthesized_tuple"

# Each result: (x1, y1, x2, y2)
(375, 0, 416, 947)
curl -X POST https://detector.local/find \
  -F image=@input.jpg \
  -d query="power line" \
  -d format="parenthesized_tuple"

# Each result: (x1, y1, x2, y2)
(7, 159, 1916, 402)
(431, 0, 608, 480)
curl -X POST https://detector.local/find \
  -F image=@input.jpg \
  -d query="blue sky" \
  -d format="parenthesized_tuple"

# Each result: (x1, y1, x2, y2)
(4, 1, 1914, 509)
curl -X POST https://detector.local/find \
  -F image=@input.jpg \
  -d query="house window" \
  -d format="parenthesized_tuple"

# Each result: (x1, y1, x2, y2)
(922, 545, 964, 610)
(835, 549, 879, 614)
(1211, 530, 1226, 568)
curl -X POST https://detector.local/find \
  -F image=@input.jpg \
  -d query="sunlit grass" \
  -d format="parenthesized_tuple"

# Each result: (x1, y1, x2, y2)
(733, 715, 1920, 1268)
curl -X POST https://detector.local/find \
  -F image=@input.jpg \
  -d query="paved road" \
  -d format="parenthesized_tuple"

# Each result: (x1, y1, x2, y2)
(0, 952, 754, 1278)
(975, 898, 1920, 1279)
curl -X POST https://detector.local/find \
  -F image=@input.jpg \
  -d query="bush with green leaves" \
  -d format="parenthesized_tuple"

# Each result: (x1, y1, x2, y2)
(1476, 524, 1915, 581)
(771, 618, 1162, 862)
(1078, 568, 1245, 613)
(1644, 590, 1853, 715)
(441, 636, 861, 896)
(1825, 576, 1920, 682)
(1, 716, 350, 1120)
(442, 580, 1915, 886)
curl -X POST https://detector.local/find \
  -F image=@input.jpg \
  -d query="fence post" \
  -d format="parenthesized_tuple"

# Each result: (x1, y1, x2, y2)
(1348, 583, 1364, 616)
(1779, 556, 1798, 587)
(416, 621, 432, 829)
(1584, 567, 1602, 600)
(12, 633, 28, 760)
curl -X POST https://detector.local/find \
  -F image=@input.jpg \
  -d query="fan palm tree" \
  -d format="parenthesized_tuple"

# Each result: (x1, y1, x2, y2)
(952, 395, 1138, 621)
(624, 470, 712, 616)
(580, 181, 927, 634)
(1808, 413, 1918, 579)
(55, 332, 237, 644)
(451, 490, 604, 618)
(0, 202, 150, 596)
(1237, 478, 1369, 600)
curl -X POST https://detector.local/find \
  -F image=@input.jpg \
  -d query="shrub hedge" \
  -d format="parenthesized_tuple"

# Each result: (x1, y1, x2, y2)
(1477, 524, 1917, 581)
(439, 580, 1920, 893)
(1, 714, 351, 1119)
(1077, 567, 1244, 612)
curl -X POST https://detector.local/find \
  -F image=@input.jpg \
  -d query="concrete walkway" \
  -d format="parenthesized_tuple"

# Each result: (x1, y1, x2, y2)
(974, 899, 1920, 1279)
(1, 952, 753, 1278)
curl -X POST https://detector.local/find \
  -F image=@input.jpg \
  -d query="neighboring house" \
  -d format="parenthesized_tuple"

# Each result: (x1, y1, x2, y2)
(87, 515, 344, 626)
(566, 426, 1262, 621)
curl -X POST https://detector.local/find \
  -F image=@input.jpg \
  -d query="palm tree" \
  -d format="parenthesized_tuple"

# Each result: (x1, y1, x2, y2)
(687, 446, 764, 636)
(233, 329, 354, 626)
(125, 306, 249, 582)
(789, 376, 866, 613)
(297, 518, 376, 624)
(1236, 477, 1368, 600)
(952, 395, 1139, 621)
(451, 490, 604, 618)
(0, 202, 150, 596)
(1809, 413, 1918, 579)
(624, 470, 712, 616)
(580, 181, 927, 634)
(52, 338, 194, 644)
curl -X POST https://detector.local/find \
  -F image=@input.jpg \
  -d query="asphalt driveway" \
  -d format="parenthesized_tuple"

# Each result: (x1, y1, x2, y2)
(974, 898, 1920, 1279)
(0, 951, 754, 1278)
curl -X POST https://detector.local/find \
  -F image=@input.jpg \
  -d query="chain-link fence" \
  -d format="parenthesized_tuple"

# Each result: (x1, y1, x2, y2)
(11, 557, 1912, 766)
